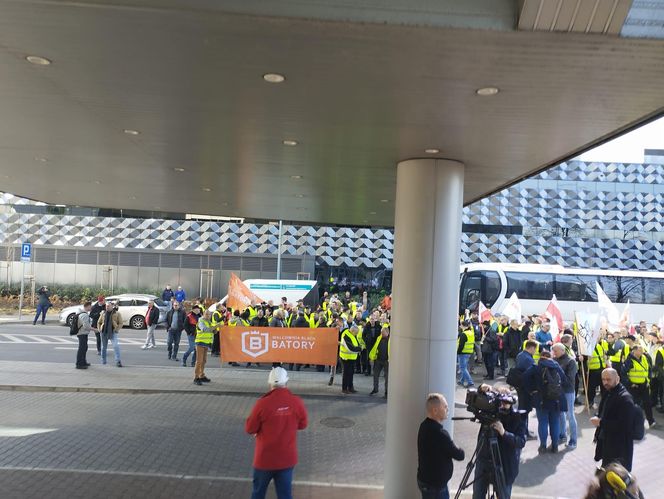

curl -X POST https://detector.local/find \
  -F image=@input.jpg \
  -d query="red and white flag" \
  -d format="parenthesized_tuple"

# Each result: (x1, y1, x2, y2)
(545, 295, 564, 334)
(501, 292, 522, 322)
(478, 301, 493, 323)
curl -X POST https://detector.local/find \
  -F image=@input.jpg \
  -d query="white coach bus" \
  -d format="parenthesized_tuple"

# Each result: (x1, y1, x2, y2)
(459, 263, 664, 324)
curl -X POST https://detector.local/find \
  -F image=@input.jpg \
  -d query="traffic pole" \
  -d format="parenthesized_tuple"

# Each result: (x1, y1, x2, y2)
(18, 261, 25, 320)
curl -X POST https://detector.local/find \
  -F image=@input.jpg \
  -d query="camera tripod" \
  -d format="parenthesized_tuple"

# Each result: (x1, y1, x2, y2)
(452, 418, 508, 499)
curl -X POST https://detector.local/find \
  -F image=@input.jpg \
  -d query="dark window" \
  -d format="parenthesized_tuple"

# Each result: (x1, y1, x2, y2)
(554, 274, 597, 302)
(462, 224, 523, 235)
(644, 278, 664, 305)
(117, 299, 134, 307)
(598, 276, 644, 304)
(135, 300, 147, 306)
(459, 270, 501, 312)
(505, 272, 553, 300)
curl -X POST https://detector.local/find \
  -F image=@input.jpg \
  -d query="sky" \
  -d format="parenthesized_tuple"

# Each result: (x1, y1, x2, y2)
(575, 115, 664, 163)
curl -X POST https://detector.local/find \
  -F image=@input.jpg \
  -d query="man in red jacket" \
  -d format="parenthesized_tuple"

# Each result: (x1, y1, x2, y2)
(245, 367, 308, 499)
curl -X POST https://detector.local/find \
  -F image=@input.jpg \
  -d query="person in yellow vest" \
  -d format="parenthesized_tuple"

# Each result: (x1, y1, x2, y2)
(369, 325, 390, 398)
(339, 325, 362, 394)
(457, 320, 475, 388)
(522, 332, 541, 363)
(606, 331, 629, 372)
(193, 309, 215, 386)
(586, 337, 609, 409)
(622, 345, 656, 427)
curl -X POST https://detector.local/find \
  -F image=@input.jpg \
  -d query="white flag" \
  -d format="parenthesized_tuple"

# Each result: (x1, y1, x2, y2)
(575, 311, 600, 356)
(596, 282, 621, 331)
(619, 300, 632, 329)
(501, 292, 522, 322)
(544, 294, 564, 338)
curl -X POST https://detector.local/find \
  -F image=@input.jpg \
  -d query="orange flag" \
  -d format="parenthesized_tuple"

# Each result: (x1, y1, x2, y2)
(227, 273, 265, 311)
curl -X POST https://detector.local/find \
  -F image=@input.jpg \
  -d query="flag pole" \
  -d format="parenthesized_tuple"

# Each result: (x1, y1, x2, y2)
(574, 311, 591, 415)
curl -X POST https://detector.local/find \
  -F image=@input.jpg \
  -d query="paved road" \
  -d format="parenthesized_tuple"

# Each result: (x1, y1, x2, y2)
(0, 323, 204, 367)
(2, 323, 664, 498)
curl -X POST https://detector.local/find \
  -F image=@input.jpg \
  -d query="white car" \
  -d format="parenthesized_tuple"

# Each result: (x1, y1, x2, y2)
(59, 294, 169, 330)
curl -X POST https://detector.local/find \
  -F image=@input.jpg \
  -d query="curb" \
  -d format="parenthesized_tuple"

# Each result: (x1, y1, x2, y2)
(0, 384, 386, 402)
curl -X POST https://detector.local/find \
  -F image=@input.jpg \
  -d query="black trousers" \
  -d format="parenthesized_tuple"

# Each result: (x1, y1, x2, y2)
(360, 349, 371, 374)
(211, 332, 220, 355)
(94, 331, 101, 353)
(341, 359, 355, 391)
(373, 360, 388, 394)
(483, 351, 496, 379)
(629, 383, 655, 425)
(651, 378, 663, 407)
(76, 334, 88, 367)
(587, 369, 606, 406)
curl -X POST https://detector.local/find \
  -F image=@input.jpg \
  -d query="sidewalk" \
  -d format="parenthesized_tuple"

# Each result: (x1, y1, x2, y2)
(0, 360, 382, 399)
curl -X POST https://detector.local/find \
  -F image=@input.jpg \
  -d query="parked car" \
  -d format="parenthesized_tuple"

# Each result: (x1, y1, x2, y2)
(59, 294, 169, 330)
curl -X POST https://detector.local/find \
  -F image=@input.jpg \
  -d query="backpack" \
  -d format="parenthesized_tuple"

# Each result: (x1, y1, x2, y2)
(69, 312, 83, 336)
(541, 366, 563, 401)
(506, 367, 525, 388)
(631, 401, 646, 441)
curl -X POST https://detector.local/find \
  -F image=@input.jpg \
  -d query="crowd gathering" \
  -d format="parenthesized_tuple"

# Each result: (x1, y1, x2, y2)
(62, 283, 660, 499)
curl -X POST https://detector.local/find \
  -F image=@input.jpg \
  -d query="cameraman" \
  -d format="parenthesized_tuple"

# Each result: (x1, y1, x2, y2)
(473, 385, 527, 499)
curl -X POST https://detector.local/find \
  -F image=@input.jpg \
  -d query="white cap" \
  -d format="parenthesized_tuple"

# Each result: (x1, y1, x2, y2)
(268, 367, 289, 387)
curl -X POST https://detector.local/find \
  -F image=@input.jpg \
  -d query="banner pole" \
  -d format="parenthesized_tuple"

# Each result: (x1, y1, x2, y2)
(574, 312, 592, 415)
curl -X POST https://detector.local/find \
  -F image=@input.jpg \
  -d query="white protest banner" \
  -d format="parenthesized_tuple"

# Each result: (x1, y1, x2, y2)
(596, 282, 621, 331)
(501, 292, 522, 322)
(575, 311, 600, 356)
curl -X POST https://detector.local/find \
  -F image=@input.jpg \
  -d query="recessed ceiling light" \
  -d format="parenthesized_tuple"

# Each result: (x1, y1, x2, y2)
(174, 167, 185, 172)
(295, 194, 305, 198)
(202, 187, 212, 192)
(369, 211, 377, 215)
(283, 140, 298, 146)
(476, 87, 499, 96)
(25, 55, 51, 66)
(425, 148, 440, 154)
(380, 199, 389, 203)
(263, 73, 285, 83)
(222, 202, 229, 206)
(123, 129, 140, 135)
(129, 196, 136, 200)
(290, 175, 302, 179)
(34, 157, 48, 163)
(94, 180, 101, 185)
(362, 220, 369, 224)
(154, 206, 161, 210)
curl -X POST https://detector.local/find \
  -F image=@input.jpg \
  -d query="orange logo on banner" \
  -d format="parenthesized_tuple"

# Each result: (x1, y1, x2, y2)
(220, 326, 339, 365)
(226, 273, 265, 311)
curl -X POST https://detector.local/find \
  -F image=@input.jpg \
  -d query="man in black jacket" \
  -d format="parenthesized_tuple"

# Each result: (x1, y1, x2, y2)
(89, 295, 105, 356)
(472, 385, 527, 499)
(362, 313, 382, 376)
(417, 393, 464, 499)
(166, 302, 186, 361)
(591, 368, 636, 471)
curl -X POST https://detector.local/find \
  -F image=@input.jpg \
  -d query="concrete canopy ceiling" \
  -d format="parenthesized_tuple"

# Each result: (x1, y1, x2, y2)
(0, 0, 663, 227)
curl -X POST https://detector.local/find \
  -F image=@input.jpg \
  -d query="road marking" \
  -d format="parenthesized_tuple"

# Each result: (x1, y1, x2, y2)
(53, 347, 78, 350)
(1, 334, 27, 343)
(23, 335, 53, 343)
(0, 466, 572, 497)
(0, 427, 57, 437)
(0, 334, 170, 346)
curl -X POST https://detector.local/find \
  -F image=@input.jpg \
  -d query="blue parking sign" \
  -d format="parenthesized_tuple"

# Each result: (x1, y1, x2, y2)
(21, 242, 32, 262)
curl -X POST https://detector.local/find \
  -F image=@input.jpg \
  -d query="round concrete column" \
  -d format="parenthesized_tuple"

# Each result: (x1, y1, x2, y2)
(384, 158, 465, 498)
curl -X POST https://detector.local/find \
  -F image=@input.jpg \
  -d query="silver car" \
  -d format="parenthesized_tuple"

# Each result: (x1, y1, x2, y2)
(59, 294, 169, 329)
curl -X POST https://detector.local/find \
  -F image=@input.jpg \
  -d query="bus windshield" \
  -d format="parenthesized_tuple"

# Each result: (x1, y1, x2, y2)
(459, 270, 501, 312)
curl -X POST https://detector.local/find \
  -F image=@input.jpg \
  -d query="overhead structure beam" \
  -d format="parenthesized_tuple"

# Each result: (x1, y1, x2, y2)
(518, 0, 633, 34)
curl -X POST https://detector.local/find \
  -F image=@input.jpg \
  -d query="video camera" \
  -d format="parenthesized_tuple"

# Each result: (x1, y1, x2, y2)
(464, 388, 516, 425)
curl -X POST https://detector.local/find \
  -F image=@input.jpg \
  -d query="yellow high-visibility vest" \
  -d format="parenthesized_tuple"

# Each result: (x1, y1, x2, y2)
(588, 342, 607, 371)
(369, 335, 390, 361)
(457, 329, 474, 354)
(627, 356, 650, 385)
(339, 330, 360, 361)
(609, 343, 630, 364)
(195, 319, 214, 345)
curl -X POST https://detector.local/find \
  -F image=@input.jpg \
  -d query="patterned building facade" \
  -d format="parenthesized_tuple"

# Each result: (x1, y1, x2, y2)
(1, 154, 663, 289)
